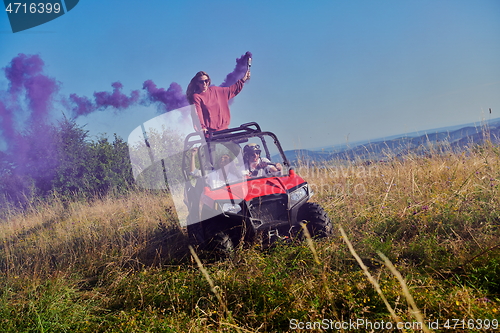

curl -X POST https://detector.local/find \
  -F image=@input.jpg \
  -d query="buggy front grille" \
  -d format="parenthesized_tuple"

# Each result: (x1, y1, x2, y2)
(248, 194, 288, 222)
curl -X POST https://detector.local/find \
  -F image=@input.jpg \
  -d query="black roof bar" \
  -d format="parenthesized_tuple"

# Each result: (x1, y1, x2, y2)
(207, 122, 262, 141)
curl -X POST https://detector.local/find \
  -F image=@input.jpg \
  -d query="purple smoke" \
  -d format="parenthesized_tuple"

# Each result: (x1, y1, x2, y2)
(0, 54, 60, 200)
(5, 53, 44, 96)
(1, 54, 58, 153)
(0, 51, 253, 203)
(95, 82, 140, 109)
(69, 93, 94, 116)
(0, 99, 17, 147)
(1, 51, 253, 149)
(142, 80, 189, 112)
(70, 82, 140, 117)
(25, 73, 59, 124)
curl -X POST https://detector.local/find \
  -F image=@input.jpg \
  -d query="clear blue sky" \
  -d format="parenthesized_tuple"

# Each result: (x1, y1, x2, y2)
(1, 0, 499, 150)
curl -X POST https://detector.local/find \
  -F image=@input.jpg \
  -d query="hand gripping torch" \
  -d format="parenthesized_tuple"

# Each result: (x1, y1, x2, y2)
(245, 56, 252, 81)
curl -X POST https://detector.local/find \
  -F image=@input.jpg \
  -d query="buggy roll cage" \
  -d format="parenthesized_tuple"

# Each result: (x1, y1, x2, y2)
(181, 122, 291, 182)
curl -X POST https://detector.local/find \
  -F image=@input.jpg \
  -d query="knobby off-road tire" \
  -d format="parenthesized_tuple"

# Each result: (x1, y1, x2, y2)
(211, 231, 235, 259)
(298, 202, 333, 239)
(204, 218, 241, 259)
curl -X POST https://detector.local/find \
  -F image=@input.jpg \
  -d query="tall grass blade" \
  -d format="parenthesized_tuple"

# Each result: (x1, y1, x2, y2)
(339, 225, 402, 325)
(377, 251, 432, 333)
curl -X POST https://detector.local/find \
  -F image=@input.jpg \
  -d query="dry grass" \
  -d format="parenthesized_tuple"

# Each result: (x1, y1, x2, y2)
(0, 141, 499, 331)
(0, 190, 185, 280)
(302, 141, 500, 263)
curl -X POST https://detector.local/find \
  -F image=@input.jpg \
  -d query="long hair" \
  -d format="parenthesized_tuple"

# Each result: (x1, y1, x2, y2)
(186, 71, 211, 104)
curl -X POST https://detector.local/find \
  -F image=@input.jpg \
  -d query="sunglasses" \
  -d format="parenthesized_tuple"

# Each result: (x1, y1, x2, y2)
(198, 79, 209, 84)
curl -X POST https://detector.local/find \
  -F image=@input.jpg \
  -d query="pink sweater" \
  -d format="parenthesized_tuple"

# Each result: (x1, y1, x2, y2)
(192, 79, 245, 132)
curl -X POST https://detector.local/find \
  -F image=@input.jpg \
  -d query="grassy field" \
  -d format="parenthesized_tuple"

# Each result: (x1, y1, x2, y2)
(0, 141, 499, 332)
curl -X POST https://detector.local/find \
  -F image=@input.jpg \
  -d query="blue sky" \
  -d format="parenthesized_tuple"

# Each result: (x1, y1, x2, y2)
(1, 0, 499, 150)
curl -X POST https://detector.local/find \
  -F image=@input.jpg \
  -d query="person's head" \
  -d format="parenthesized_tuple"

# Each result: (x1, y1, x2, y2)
(186, 71, 211, 104)
(243, 143, 261, 163)
(218, 154, 231, 167)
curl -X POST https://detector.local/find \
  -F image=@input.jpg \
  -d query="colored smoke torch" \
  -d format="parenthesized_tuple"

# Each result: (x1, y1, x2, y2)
(220, 51, 252, 87)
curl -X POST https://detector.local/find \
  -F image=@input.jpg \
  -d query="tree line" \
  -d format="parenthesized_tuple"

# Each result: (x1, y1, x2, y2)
(0, 118, 135, 208)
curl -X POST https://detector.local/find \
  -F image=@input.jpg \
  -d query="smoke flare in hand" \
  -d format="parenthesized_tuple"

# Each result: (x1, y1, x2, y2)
(220, 51, 252, 87)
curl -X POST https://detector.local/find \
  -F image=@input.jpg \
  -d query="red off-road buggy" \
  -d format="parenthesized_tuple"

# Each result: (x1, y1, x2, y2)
(182, 122, 332, 254)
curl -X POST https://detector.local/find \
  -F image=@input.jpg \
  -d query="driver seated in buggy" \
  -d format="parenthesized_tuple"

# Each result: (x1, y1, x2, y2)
(243, 143, 282, 178)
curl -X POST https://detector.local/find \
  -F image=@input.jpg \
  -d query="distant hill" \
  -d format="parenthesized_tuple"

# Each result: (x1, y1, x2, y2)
(281, 118, 500, 164)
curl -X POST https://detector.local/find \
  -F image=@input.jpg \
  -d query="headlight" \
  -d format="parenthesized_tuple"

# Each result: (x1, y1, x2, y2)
(221, 203, 242, 214)
(289, 186, 308, 207)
